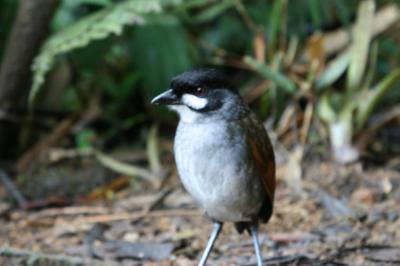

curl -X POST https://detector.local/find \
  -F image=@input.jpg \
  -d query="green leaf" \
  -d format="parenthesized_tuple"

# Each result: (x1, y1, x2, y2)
(363, 41, 378, 89)
(178, 0, 218, 10)
(333, 0, 352, 25)
(244, 56, 296, 94)
(66, 0, 112, 7)
(346, 0, 375, 94)
(316, 51, 350, 90)
(94, 149, 158, 183)
(76, 129, 96, 149)
(268, 0, 284, 51)
(190, 0, 236, 23)
(200, 13, 249, 52)
(130, 21, 196, 96)
(318, 93, 337, 124)
(307, 0, 321, 29)
(355, 68, 400, 131)
(146, 125, 161, 174)
(29, 0, 178, 108)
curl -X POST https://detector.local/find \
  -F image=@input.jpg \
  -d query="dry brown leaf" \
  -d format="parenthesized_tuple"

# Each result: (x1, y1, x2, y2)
(253, 32, 266, 63)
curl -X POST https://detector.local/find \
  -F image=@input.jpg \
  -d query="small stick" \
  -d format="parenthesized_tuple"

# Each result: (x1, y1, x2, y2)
(27, 206, 109, 220)
(0, 170, 27, 208)
(0, 246, 90, 265)
(300, 102, 314, 145)
(74, 209, 202, 224)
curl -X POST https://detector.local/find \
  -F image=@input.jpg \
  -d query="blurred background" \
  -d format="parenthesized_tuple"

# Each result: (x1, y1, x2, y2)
(0, 0, 399, 265)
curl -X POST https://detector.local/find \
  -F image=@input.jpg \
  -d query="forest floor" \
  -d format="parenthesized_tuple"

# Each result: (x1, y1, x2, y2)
(0, 149, 399, 265)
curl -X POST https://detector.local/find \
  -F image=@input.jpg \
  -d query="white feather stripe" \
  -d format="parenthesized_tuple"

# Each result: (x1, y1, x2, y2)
(169, 105, 200, 123)
(182, 94, 208, 110)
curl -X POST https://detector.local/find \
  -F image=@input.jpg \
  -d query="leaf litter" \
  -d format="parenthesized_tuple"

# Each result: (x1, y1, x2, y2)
(0, 151, 399, 266)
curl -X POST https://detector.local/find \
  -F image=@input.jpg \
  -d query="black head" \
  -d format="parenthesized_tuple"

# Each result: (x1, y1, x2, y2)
(151, 69, 238, 113)
(171, 69, 231, 94)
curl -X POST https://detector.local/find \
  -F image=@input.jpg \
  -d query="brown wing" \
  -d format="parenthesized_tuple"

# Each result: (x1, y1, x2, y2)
(245, 113, 276, 223)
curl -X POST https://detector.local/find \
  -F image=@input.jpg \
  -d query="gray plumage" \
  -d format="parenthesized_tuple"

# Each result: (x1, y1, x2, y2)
(151, 69, 275, 266)
(173, 91, 265, 223)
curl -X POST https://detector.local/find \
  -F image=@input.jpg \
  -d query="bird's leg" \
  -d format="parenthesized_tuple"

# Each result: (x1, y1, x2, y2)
(199, 222, 223, 266)
(249, 224, 263, 266)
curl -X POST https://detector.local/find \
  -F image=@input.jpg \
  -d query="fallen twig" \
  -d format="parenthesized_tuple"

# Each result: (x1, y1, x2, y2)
(0, 246, 94, 265)
(323, 243, 400, 265)
(241, 254, 318, 266)
(142, 186, 175, 213)
(27, 206, 109, 220)
(0, 170, 27, 208)
(300, 102, 313, 145)
(74, 208, 202, 224)
(23, 196, 70, 210)
(268, 231, 318, 243)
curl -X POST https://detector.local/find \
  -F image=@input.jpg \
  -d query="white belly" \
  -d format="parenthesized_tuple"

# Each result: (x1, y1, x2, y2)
(174, 121, 264, 222)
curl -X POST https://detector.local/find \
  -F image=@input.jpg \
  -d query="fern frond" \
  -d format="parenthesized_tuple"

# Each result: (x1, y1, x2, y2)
(29, 0, 180, 106)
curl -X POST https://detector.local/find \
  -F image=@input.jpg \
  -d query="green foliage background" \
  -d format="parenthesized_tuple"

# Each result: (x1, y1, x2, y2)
(1, 0, 399, 159)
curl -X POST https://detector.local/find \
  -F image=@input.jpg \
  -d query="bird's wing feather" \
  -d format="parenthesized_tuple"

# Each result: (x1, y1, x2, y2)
(244, 113, 275, 222)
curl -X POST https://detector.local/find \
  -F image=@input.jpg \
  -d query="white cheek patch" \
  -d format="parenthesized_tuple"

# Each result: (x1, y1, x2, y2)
(169, 105, 200, 123)
(182, 94, 208, 110)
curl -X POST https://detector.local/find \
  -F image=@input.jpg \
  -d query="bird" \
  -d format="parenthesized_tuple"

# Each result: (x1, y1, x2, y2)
(151, 69, 275, 266)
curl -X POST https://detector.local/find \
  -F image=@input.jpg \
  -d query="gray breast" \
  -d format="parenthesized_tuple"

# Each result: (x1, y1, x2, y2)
(173, 120, 264, 222)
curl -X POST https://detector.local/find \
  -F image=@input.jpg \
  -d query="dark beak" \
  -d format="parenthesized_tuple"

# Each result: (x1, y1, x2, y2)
(151, 89, 180, 105)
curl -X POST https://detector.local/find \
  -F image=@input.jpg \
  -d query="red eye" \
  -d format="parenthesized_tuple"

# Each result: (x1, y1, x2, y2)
(195, 87, 204, 96)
